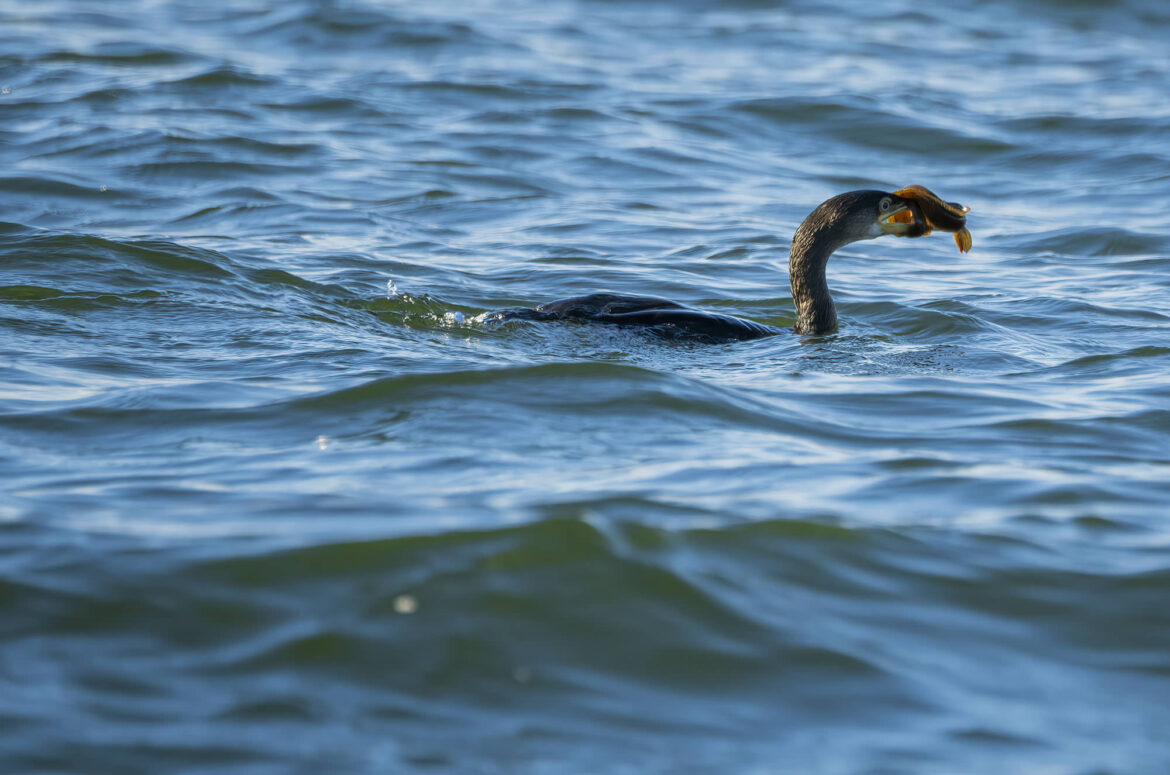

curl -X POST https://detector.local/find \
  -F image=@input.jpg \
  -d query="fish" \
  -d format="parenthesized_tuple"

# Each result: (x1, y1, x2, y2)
(893, 184, 972, 253)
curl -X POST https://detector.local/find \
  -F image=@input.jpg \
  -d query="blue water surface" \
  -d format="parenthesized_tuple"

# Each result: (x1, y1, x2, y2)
(2, 1, 1170, 773)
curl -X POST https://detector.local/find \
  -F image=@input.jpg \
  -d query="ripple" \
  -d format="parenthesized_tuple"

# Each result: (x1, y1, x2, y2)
(42, 45, 199, 67)
(1015, 227, 1169, 257)
(166, 66, 278, 90)
(0, 176, 108, 199)
(726, 96, 1016, 156)
(124, 160, 313, 181)
(3, 234, 236, 281)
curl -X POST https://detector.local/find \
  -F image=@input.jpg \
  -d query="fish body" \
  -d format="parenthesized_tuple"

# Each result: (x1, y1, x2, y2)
(892, 184, 973, 253)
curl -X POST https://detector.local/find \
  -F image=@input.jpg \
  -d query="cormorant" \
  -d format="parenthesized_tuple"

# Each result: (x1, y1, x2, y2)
(496, 185, 970, 340)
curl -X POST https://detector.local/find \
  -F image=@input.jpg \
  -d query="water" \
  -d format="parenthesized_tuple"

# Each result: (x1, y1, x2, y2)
(3, 0, 1170, 772)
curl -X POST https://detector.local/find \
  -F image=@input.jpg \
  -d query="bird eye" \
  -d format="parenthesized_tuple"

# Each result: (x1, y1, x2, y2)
(879, 198, 891, 212)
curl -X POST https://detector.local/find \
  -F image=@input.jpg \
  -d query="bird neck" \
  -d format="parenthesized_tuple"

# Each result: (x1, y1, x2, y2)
(788, 211, 851, 335)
